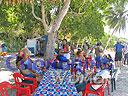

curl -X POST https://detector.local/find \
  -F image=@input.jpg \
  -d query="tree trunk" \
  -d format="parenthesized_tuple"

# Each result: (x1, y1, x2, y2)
(31, 0, 71, 60)
(45, 0, 71, 59)
(46, 32, 56, 59)
(0, 0, 2, 4)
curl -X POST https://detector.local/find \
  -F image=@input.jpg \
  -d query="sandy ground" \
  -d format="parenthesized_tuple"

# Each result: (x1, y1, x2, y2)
(111, 66, 128, 96)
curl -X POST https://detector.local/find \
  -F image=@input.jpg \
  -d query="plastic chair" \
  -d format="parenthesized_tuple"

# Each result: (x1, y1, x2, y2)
(82, 80, 110, 96)
(0, 81, 12, 96)
(0, 81, 31, 96)
(13, 72, 38, 93)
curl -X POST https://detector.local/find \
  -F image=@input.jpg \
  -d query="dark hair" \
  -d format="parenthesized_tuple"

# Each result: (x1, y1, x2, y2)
(1, 43, 6, 47)
(100, 64, 104, 70)
(96, 42, 102, 46)
(107, 54, 112, 59)
(76, 50, 82, 56)
(16, 56, 23, 66)
(63, 39, 67, 42)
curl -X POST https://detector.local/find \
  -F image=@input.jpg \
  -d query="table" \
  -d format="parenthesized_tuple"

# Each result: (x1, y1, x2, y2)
(34, 68, 79, 96)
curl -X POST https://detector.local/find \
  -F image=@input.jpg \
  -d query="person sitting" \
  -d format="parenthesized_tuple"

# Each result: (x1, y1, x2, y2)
(16, 48, 41, 82)
(56, 49, 69, 62)
(50, 49, 69, 69)
(94, 42, 103, 68)
(76, 50, 85, 61)
(74, 72, 87, 93)
(32, 60, 47, 75)
(75, 50, 86, 72)
(62, 39, 70, 60)
(75, 69, 111, 93)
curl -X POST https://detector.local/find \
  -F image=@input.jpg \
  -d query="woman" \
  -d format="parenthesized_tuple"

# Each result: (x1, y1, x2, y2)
(16, 48, 40, 80)
(62, 39, 70, 60)
(76, 50, 85, 61)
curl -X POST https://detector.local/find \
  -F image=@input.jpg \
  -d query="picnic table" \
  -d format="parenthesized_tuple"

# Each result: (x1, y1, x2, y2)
(34, 68, 79, 96)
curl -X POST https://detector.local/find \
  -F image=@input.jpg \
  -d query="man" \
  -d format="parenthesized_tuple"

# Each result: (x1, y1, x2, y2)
(114, 41, 124, 68)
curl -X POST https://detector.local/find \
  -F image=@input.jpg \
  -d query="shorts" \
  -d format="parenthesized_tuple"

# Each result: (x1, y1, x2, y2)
(115, 52, 122, 61)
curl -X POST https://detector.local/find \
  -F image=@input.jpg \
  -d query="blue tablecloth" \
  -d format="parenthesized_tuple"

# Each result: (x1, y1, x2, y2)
(34, 68, 79, 96)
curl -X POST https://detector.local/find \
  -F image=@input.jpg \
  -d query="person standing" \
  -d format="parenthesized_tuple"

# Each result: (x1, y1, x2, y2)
(124, 42, 128, 65)
(114, 41, 124, 68)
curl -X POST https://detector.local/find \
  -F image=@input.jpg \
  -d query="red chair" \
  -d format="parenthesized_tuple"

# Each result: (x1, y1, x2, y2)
(0, 81, 12, 96)
(14, 86, 32, 96)
(13, 72, 38, 93)
(0, 81, 31, 96)
(82, 80, 110, 96)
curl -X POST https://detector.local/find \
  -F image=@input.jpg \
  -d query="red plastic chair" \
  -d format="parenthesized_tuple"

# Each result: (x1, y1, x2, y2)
(0, 81, 12, 96)
(13, 72, 38, 93)
(0, 81, 31, 96)
(14, 86, 31, 96)
(82, 80, 110, 96)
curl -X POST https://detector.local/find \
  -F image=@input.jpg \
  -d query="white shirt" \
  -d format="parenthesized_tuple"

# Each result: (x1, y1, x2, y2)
(124, 44, 128, 54)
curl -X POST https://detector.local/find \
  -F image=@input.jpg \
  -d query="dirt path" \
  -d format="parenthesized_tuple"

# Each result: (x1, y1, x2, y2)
(111, 66, 128, 96)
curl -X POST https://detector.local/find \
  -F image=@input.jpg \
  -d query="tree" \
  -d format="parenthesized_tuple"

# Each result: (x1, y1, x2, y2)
(31, 0, 71, 59)
(1, 0, 126, 58)
(104, 0, 128, 50)
(0, 3, 46, 51)
(59, 0, 107, 44)
(1, 0, 71, 59)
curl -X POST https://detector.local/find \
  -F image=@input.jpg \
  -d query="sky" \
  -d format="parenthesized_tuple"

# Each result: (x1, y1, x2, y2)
(104, 4, 128, 39)
(104, 25, 128, 39)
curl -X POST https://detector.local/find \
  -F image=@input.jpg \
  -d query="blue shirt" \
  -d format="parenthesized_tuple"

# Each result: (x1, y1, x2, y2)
(114, 43, 124, 52)
(23, 58, 33, 70)
(101, 57, 109, 64)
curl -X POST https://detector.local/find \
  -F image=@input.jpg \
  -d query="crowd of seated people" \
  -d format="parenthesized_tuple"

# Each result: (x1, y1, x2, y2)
(47, 40, 114, 94)
(14, 40, 115, 94)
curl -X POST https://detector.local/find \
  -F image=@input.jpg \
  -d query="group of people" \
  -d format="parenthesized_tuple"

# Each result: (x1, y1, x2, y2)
(53, 39, 114, 93)
(114, 41, 128, 67)
(15, 39, 128, 94)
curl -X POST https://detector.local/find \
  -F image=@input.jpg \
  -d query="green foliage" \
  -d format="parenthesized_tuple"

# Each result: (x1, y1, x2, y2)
(60, 1, 105, 44)
(0, 4, 44, 52)
(104, 0, 128, 32)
